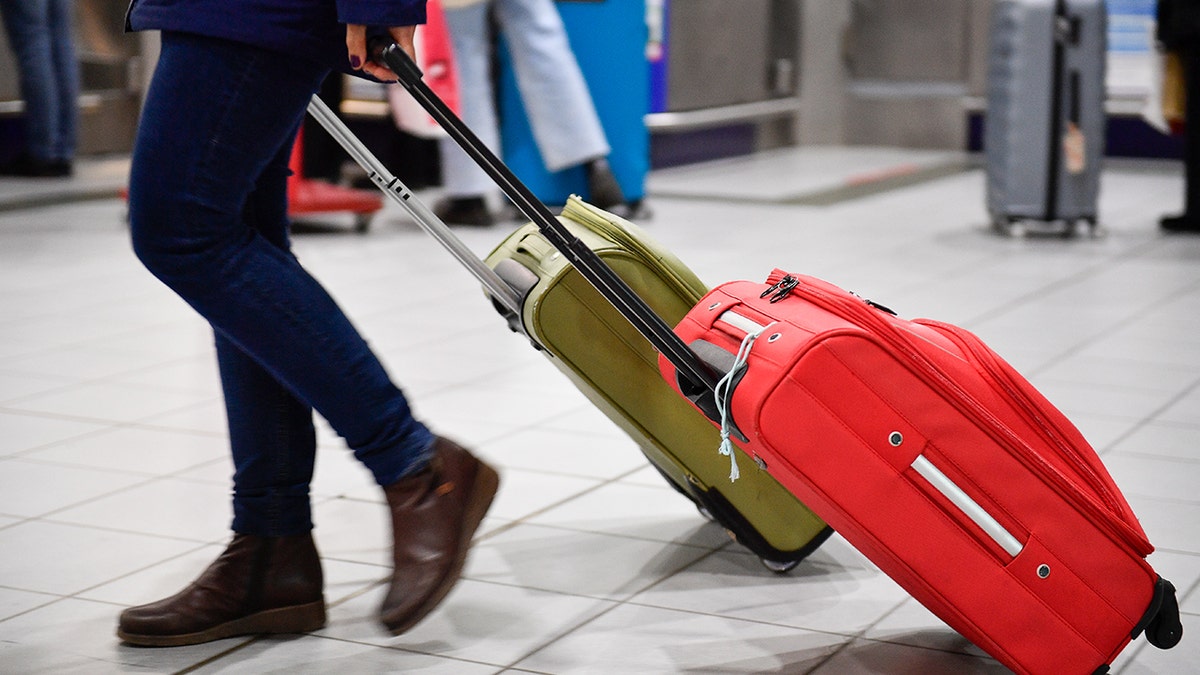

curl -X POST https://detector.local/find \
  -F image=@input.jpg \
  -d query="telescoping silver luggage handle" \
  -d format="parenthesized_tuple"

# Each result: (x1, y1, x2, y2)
(304, 95, 525, 319)
(372, 39, 722, 397)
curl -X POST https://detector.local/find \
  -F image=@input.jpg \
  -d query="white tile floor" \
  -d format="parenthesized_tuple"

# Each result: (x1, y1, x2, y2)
(1, 150, 1198, 674)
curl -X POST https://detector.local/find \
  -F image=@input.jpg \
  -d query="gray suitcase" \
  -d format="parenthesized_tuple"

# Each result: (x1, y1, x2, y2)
(985, 0, 1106, 236)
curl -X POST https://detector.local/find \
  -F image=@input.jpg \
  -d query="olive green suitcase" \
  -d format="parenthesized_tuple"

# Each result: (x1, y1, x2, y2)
(484, 197, 832, 570)
(307, 78, 831, 570)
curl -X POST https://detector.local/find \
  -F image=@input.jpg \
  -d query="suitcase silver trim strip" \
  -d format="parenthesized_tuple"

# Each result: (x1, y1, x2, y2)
(911, 454, 1024, 558)
(718, 311, 767, 336)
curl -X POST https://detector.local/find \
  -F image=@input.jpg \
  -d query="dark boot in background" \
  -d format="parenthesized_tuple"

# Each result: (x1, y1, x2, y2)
(585, 157, 626, 210)
(1160, 214, 1200, 232)
(434, 196, 495, 227)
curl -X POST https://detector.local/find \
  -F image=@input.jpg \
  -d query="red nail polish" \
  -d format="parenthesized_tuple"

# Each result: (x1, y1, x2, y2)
(350, 55, 361, 69)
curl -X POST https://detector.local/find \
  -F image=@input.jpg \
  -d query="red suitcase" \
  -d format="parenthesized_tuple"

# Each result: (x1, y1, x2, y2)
(376, 40, 1181, 673)
(659, 269, 1182, 675)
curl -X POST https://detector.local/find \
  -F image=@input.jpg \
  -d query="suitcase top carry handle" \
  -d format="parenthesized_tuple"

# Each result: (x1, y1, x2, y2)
(374, 39, 722, 395)
(303, 94, 524, 319)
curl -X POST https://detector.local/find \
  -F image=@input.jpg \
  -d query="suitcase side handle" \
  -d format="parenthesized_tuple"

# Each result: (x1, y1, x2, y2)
(374, 39, 722, 397)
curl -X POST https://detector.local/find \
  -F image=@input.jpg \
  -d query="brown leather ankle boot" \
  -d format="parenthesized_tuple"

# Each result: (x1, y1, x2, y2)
(379, 437, 499, 635)
(117, 532, 326, 646)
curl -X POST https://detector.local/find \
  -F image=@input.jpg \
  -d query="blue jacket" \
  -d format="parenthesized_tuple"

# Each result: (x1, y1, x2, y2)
(126, 0, 426, 72)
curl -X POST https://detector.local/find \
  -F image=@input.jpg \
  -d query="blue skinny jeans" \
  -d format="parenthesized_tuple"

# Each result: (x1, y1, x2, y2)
(129, 32, 434, 537)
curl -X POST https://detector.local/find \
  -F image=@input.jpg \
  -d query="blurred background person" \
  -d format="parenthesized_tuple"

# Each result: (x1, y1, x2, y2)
(0, 0, 78, 177)
(435, 0, 626, 226)
(1158, 0, 1200, 233)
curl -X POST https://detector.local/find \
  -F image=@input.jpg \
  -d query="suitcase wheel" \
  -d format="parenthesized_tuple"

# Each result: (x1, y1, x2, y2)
(1080, 217, 1105, 239)
(719, 528, 798, 573)
(1063, 218, 1103, 239)
(354, 213, 373, 234)
(1145, 580, 1184, 650)
(1147, 611, 1183, 650)
(994, 217, 1027, 238)
(760, 557, 800, 574)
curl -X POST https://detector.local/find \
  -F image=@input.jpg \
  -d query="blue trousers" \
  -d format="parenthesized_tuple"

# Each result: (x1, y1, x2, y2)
(0, 0, 79, 162)
(129, 32, 434, 537)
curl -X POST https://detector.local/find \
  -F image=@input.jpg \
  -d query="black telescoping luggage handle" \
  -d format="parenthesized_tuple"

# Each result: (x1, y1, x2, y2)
(374, 39, 721, 395)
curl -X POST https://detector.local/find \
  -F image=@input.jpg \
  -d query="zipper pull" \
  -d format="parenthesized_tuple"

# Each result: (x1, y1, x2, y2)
(865, 299, 897, 315)
(761, 275, 799, 303)
(847, 289, 899, 316)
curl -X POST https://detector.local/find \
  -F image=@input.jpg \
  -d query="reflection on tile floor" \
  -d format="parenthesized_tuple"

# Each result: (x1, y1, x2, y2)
(1, 152, 1198, 673)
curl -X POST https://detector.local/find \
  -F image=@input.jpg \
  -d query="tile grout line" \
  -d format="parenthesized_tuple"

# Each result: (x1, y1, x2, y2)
(495, 543, 735, 672)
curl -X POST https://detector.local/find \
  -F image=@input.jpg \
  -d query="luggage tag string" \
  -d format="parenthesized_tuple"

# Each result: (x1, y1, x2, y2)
(714, 321, 775, 482)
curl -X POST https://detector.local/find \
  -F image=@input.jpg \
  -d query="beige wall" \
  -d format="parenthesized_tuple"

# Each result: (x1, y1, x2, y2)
(0, 20, 18, 102)
(805, 0, 993, 148)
